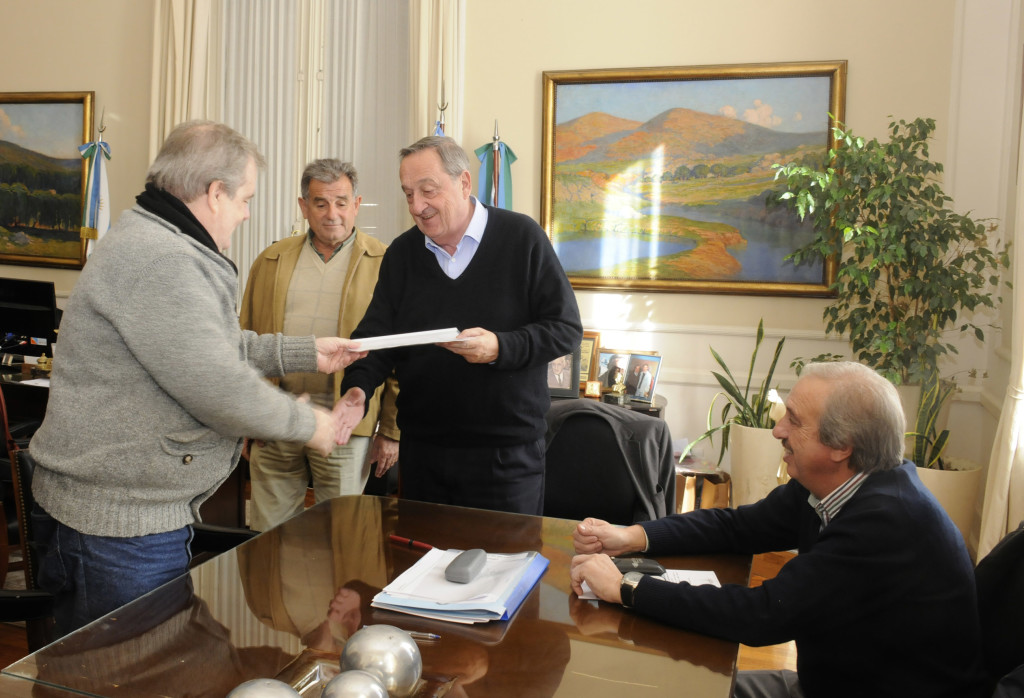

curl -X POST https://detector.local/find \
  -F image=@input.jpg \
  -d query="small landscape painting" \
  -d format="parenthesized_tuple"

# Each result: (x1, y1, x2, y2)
(0, 92, 92, 268)
(541, 62, 845, 295)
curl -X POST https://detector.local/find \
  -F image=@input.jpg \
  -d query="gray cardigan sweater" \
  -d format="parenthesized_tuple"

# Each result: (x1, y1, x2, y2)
(31, 206, 318, 537)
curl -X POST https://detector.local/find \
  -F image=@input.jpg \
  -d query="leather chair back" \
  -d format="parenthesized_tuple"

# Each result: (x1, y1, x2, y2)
(545, 411, 637, 525)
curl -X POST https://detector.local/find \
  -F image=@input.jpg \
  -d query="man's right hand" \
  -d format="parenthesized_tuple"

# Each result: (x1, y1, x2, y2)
(333, 387, 367, 445)
(306, 406, 339, 456)
(573, 517, 646, 556)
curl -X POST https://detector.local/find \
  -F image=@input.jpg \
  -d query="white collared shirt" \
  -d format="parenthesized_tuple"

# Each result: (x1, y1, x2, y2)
(424, 197, 489, 279)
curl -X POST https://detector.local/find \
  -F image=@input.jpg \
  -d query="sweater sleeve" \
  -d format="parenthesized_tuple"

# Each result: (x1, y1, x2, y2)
(493, 219, 582, 370)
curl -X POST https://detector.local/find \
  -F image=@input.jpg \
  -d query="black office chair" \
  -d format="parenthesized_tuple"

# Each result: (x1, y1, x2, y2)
(544, 399, 676, 525)
(975, 520, 1024, 695)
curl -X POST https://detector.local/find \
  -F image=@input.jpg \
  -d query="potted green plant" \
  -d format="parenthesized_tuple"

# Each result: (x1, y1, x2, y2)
(680, 319, 787, 506)
(772, 116, 1010, 392)
(772, 117, 1009, 467)
(907, 370, 981, 541)
(771, 117, 1006, 539)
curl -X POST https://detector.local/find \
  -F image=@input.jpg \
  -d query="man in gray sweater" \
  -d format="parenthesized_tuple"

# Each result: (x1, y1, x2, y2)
(29, 120, 366, 636)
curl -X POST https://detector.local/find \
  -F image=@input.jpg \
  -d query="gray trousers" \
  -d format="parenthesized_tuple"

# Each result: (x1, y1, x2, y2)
(733, 670, 805, 698)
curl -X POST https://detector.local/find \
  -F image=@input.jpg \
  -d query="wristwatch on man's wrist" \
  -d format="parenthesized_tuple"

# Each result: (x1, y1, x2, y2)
(620, 571, 644, 608)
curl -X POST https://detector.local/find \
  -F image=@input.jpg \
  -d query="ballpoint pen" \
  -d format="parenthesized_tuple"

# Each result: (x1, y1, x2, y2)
(362, 626, 440, 642)
(407, 631, 441, 642)
(389, 534, 434, 552)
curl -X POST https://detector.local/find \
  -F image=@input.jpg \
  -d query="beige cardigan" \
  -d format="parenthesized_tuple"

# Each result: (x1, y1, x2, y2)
(239, 230, 399, 440)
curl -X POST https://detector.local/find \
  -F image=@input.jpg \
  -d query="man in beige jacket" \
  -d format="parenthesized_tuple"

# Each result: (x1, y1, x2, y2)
(240, 159, 399, 531)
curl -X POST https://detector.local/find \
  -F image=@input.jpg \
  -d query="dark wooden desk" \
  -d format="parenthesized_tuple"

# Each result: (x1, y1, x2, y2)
(0, 371, 48, 425)
(1, 496, 750, 697)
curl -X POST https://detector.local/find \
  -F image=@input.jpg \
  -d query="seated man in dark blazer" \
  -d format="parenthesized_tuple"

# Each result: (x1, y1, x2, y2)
(570, 361, 987, 698)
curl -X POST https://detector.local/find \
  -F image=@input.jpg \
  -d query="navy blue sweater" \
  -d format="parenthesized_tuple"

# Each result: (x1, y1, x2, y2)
(340, 205, 582, 447)
(637, 461, 987, 698)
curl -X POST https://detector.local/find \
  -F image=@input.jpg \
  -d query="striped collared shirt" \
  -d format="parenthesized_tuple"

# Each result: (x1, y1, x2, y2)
(808, 470, 869, 529)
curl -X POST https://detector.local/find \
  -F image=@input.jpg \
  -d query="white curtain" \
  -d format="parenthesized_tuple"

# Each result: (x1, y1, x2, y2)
(150, 0, 222, 160)
(410, 0, 465, 142)
(150, 0, 458, 302)
(978, 103, 1024, 557)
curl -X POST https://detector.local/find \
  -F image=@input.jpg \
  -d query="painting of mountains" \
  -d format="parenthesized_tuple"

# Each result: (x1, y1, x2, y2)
(542, 63, 845, 295)
(0, 93, 91, 268)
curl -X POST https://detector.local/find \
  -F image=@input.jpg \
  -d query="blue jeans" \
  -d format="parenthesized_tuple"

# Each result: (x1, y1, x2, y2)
(32, 504, 193, 637)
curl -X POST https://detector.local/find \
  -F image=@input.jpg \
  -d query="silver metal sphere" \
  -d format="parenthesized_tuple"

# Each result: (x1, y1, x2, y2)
(340, 625, 422, 698)
(321, 670, 390, 698)
(227, 678, 302, 698)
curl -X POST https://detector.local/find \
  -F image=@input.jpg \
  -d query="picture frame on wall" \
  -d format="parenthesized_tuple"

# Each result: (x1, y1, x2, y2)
(548, 344, 581, 398)
(540, 61, 846, 296)
(624, 353, 662, 404)
(579, 330, 600, 388)
(0, 91, 94, 269)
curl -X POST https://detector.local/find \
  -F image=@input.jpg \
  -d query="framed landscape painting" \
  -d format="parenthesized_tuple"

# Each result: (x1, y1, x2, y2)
(0, 91, 93, 268)
(541, 61, 846, 296)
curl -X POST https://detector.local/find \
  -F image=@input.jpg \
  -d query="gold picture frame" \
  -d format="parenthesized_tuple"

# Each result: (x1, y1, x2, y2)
(579, 330, 600, 388)
(0, 91, 94, 269)
(541, 61, 846, 296)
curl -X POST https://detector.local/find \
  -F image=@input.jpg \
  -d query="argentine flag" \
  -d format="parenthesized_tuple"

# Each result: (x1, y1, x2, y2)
(79, 139, 111, 258)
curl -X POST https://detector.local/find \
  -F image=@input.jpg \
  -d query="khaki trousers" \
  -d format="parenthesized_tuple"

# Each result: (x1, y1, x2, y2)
(248, 436, 371, 532)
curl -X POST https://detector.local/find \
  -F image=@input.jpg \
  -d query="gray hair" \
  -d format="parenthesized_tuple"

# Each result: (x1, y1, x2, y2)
(399, 136, 471, 179)
(301, 158, 359, 199)
(146, 120, 266, 203)
(800, 361, 905, 473)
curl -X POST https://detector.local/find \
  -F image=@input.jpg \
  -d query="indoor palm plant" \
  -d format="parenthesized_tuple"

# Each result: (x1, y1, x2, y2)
(772, 116, 1010, 470)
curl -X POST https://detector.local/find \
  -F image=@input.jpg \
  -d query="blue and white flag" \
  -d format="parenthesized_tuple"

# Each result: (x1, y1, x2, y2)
(474, 140, 517, 210)
(79, 139, 111, 258)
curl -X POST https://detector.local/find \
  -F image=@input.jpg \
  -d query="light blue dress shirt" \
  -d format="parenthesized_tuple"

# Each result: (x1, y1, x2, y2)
(424, 197, 489, 279)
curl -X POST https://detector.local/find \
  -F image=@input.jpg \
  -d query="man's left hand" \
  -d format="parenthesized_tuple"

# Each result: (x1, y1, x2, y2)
(370, 435, 399, 477)
(315, 337, 368, 373)
(439, 327, 499, 364)
(570, 553, 624, 603)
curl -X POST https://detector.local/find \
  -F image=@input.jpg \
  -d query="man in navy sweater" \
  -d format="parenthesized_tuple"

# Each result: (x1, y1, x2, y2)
(571, 361, 988, 698)
(337, 136, 581, 515)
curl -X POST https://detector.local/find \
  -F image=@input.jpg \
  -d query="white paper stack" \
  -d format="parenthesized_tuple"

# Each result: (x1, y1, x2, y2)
(372, 548, 549, 624)
(352, 327, 462, 351)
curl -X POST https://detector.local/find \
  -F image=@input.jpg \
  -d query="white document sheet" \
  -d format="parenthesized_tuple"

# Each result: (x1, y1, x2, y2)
(578, 569, 721, 600)
(349, 327, 462, 351)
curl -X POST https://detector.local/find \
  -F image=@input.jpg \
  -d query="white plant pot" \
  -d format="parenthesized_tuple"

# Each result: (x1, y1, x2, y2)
(915, 463, 982, 543)
(729, 424, 786, 507)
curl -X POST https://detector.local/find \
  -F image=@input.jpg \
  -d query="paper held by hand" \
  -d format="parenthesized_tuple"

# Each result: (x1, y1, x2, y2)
(349, 327, 462, 351)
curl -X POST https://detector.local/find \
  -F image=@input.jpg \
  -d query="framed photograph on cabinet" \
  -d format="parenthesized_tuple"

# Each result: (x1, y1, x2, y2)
(624, 353, 662, 404)
(595, 349, 632, 392)
(579, 330, 600, 388)
(541, 61, 846, 296)
(0, 91, 94, 268)
(548, 344, 581, 398)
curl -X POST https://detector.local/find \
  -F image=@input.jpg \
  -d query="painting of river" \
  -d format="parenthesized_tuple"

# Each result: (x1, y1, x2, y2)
(541, 62, 846, 295)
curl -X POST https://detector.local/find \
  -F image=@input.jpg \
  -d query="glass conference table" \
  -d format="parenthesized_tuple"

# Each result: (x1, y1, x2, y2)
(2, 496, 751, 697)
